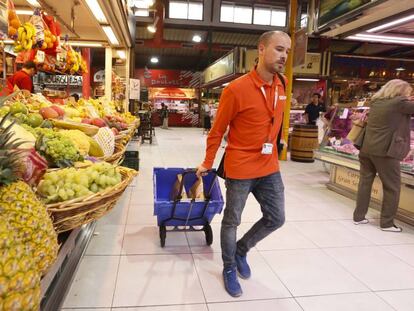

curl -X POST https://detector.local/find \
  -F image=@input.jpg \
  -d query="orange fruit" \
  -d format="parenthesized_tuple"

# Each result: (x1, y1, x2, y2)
(47, 42, 53, 49)
(8, 27, 17, 37)
(41, 42, 47, 49)
(10, 18, 20, 29)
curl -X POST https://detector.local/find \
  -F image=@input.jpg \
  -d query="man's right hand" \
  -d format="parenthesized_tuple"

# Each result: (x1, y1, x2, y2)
(196, 164, 208, 178)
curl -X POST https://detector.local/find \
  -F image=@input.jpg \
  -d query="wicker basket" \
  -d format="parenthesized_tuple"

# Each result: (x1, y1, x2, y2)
(98, 143, 126, 165)
(47, 166, 137, 233)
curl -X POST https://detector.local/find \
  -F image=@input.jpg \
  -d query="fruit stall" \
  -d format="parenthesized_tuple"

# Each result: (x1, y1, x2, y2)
(0, 88, 140, 310)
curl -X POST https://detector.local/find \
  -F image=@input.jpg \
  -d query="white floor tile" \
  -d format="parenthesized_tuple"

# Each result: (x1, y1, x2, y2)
(284, 203, 332, 221)
(127, 204, 157, 225)
(112, 254, 205, 307)
(86, 224, 125, 255)
(376, 289, 414, 311)
(122, 225, 190, 254)
(325, 246, 414, 291)
(296, 292, 394, 311)
(261, 249, 368, 296)
(207, 298, 302, 311)
(96, 200, 129, 226)
(292, 220, 373, 248)
(62, 256, 119, 308)
(382, 244, 414, 267)
(242, 222, 317, 251)
(62, 309, 110, 311)
(193, 252, 291, 303)
(113, 305, 208, 311)
(187, 223, 247, 254)
(339, 220, 414, 245)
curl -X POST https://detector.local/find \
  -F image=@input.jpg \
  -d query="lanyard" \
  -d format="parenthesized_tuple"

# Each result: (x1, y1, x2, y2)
(260, 85, 279, 143)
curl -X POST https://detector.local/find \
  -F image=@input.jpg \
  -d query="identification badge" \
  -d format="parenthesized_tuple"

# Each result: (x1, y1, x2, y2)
(261, 143, 273, 155)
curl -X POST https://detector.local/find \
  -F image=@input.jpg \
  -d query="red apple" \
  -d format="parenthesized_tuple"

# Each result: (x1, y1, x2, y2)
(81, 118, 92, 124)
(40, 107, 59, 119)
(50, 105, 65, 117)
(91, 118, 107, 128)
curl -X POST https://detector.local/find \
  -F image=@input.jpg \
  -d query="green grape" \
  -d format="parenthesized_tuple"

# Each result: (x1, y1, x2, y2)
(90, 183, 99, 193)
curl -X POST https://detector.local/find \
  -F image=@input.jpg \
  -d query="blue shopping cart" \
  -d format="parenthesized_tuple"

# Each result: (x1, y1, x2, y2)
(153, 168, 224, 247)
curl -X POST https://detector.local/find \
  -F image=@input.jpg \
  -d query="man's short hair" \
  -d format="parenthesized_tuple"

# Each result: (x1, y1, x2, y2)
(313, 93, 321, 98)
(258, 31, 290, 48)
(23, 61, 36, 70)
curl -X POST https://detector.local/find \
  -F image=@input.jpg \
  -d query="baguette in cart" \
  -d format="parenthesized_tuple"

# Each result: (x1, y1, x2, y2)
(153, 168, 224, 247)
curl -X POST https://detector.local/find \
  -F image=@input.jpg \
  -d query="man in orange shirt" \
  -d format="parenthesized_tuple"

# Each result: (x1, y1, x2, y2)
(197, 31, 291, 297)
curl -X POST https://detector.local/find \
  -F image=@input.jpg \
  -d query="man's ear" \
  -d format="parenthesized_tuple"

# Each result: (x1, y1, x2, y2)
(258, 43, 265, 56)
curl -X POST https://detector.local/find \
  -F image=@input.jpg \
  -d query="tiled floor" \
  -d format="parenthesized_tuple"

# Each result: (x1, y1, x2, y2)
(62, 128, 414, 311)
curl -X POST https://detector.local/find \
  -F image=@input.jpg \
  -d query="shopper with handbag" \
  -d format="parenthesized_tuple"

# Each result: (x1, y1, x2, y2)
(353, 79, 414, 232)
(196, 31, 290, 297)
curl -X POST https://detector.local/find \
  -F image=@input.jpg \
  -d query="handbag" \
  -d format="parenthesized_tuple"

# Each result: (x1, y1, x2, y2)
(217, 152, 226, 179)
(346, 119, 366, 142)
(353, 124, 366, 150)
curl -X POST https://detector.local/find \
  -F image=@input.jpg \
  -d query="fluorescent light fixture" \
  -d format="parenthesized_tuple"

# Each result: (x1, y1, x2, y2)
(16, 9, 34, 15)
(117, 50, 126, 59)
(69, 41, 104, 47)
(367, 14, 414, 33)
(347, 33, 414, 45)
(3, 39, 14, 44)
(85, 0, 108, 23)
(295, 78, 320, 82)
(365, 81, 371, 83)
(396, 67, 406, 71)
(192, 34, 202, 43)
(222, 82, 230, 86)
(102, 26, 119, 45)
(147, 25, 156, 33)
(150, 56, 159, 63)
(26, 0, 41, 7)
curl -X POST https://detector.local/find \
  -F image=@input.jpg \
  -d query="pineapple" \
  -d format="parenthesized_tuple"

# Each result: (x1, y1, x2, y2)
(0, 113, 59, 310)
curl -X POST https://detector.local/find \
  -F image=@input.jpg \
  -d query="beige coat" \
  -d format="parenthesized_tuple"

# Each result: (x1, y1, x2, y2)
(361, 96, 414, 160)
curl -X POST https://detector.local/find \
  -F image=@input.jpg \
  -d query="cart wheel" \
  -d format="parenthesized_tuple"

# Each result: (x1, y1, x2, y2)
(204, 224, 213, 245)
(160, 226, 166, 247)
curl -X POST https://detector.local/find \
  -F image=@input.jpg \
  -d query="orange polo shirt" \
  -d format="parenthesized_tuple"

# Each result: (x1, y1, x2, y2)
(202, 69, 287, 179)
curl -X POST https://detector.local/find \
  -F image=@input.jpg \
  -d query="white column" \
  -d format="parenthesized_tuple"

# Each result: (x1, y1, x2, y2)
(124, 48, 131, 112)
(105, 47, 113, 100)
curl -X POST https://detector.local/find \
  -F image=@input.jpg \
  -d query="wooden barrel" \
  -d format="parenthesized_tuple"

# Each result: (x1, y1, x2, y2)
(290, 124, 319, 163)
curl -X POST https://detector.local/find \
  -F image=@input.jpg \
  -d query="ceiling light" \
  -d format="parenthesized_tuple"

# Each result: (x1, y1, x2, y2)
(192, 34, 202, 43)
(150, 57, 159, 63)
(295, 78, 320, 82)
(117, 50, 126, 59)
(85, 0, 107, 23)
(355, 33, 414, 42)
(102, 26, 119, 45)
(396, 67, 406, 71)
(347, 34, 414, 45)
(222, 82, 229, 86)
(26, 0, 41, 7)
(3, 39, 14, 44)
(147, 25, 156, 33)
(69, 41, 104, 47)
(367, 14, 414, 33)
(15, 9, 34, 15)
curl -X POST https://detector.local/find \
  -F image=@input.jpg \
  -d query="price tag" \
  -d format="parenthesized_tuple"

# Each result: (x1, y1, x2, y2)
(35, 50, 45, 64)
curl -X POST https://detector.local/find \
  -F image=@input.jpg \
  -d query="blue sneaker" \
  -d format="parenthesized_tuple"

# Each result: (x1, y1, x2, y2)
(235, 254, 251, 279)
(222, 267, 242, 297)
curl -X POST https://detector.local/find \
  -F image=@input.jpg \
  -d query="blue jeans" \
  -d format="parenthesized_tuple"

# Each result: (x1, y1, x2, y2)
(221, 172, 285, 268)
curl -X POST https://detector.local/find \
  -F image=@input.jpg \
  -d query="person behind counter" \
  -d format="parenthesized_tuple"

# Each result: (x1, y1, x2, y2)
(353, 79, 414, 232)
(160, 103, 169, 129)
(7, 61, 37, 93)
(304, 93, 325, 125)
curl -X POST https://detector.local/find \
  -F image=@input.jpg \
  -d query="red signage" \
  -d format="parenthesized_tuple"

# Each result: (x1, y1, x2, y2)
(135, 69, 195, 87)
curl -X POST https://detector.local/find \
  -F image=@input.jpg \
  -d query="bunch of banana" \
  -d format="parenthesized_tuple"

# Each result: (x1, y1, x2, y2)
(14, 22, 36, 52)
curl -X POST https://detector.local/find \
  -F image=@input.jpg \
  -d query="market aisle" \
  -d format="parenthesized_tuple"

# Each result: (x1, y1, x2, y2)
(62, 128, 414, 311)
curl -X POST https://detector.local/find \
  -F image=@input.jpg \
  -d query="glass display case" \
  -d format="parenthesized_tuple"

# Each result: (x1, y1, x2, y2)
(319, 106, 414, 174)
(314, 105, 414, 226)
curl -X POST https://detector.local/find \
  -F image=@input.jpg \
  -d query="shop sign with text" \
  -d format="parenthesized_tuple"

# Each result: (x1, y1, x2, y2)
(135, 69, 196, 87)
